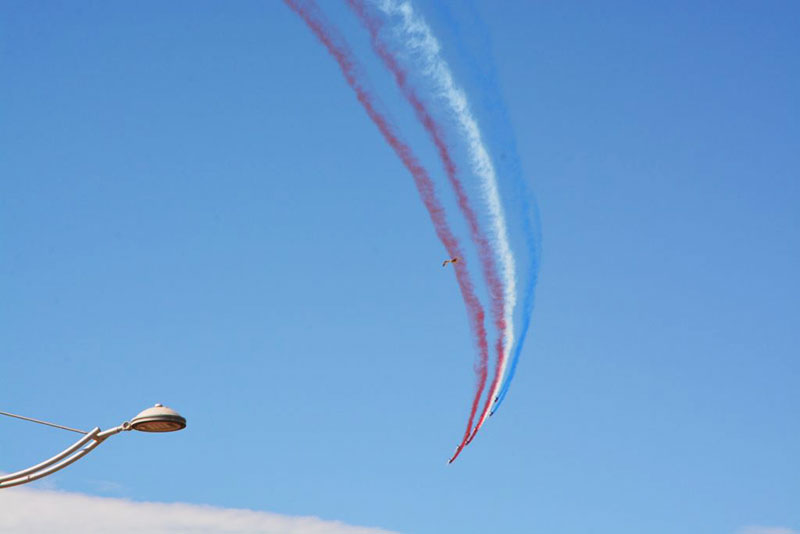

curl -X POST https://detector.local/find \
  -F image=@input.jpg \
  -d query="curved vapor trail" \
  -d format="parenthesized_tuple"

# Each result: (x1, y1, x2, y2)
(282, 0, 490, 431)
(346, 0, 505, 463)
(375, 0, 517, 444)
(491, 128, 541, 412)
(422, 0, 543, 417)
(426, 0, 543, 414)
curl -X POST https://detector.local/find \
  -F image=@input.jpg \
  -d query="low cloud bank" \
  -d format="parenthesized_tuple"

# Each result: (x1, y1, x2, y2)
(739, 527, 798, 534)
(0, 487, 397, 534)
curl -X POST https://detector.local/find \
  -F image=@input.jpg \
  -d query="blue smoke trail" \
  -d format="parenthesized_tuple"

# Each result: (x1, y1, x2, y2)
(429, 1, 542, 414)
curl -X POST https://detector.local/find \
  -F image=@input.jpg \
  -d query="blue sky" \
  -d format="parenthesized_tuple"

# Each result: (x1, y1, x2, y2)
(1, 2, 798, 533)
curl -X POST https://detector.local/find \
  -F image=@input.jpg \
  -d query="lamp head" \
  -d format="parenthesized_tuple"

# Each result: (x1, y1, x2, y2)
(130, 404, 186, 433)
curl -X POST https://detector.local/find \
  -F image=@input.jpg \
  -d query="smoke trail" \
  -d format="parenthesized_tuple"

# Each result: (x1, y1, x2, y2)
(492, 145, 541, 412)
(375, 0, 517, 441)
(422, 1, 542, 416)
(346, 0, 505, 462)
(429, 1, 542, 414)
(282, 0, 490, 437)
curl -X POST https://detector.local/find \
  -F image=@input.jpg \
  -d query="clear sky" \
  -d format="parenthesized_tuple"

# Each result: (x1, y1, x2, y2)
(1, 2, 798, 534)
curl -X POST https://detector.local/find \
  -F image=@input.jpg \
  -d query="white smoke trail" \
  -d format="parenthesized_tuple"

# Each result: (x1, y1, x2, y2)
(375, 0, 516, 431)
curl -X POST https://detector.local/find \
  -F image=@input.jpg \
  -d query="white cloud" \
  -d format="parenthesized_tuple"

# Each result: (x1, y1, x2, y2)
(739, 527, 798, 534)
(0, 487, 398, 534)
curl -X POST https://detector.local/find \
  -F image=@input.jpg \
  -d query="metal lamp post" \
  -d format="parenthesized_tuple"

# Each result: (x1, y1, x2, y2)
(0, 404, 186, 489)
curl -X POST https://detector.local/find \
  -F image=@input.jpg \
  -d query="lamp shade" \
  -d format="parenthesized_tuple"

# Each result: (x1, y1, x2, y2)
(130, 404, 186, 433)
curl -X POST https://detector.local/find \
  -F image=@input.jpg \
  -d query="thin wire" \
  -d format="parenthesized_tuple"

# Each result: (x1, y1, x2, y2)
(0, 411, 88, 435)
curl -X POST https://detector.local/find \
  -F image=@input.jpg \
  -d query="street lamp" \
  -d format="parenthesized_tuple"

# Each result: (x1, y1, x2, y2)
(0, 404, 186, 489)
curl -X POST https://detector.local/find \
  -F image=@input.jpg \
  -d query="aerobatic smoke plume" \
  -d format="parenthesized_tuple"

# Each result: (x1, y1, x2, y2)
(345, 0, 507, 462)
(283, 0, 540, 462)
(372, 0, 518, 455)
(283, 0, 491, 446)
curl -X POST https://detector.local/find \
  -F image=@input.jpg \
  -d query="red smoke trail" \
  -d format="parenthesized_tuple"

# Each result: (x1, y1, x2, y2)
(346, 0, 506, 462)
(283, 0, 489, 441)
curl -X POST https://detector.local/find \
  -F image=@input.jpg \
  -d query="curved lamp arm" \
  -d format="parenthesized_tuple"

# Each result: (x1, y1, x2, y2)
(1, 404, 185, 489)
(0, 423, 130, 489)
